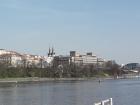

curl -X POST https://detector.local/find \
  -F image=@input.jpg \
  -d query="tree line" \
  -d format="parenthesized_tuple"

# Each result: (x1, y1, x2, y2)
(0, 61, 121, 78)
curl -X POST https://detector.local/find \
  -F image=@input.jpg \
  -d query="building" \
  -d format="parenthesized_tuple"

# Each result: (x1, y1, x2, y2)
(0, 48, 106, 68)
(0, 49, 10, 55)
(53, 56, 71, 67)
(0, 53, 23, 67)
(123, 63, 140, 70)
(0, 49, 48, 68)
(97, 58, 106, 66)
(82, 53, 98, 65)
(46, 47, 56, 66)
(70, 51, 83, 65)
(0, 48, 57, 68)
(70, 51, 105, 66)
(22, 54, 40, 68)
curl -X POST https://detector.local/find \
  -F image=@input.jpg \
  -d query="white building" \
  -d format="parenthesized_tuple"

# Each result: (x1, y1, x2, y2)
(0, 49, 11, 55)
(0, 49, 55, 68)
(11, 54, 23, 67)
(0, 53, 23, 67)
(82, 54, 97, 65)
(46, 47, 56, 66)
(70, 51, 105, 66)
(22, 54, 45, 68)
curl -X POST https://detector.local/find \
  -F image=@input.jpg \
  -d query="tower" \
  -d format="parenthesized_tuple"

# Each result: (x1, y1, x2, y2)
(51, 47, 55, 57)
(48, 47, 51, 57)
(48, 47, 55, 57)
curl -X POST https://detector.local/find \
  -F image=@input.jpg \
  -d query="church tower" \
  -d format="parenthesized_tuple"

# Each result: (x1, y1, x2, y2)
(48, 47, 55, 57)
(48, 47, 51, 57)
(51, 47, 55, 57)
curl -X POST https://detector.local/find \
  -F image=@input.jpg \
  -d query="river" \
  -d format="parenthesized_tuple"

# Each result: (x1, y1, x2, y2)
(0, 78, 140, 105)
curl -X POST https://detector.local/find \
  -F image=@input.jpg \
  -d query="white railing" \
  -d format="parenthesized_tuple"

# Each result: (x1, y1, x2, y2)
(94, 98, 113, 105)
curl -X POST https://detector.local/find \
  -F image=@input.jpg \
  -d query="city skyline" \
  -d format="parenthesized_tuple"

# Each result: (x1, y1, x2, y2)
(0, 0, 140, 64)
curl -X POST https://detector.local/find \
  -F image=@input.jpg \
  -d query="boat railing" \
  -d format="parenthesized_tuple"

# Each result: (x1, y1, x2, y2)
(94, 98, 113, 105)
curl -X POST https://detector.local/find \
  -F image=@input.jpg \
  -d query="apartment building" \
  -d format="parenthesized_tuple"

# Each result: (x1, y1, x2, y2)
(70, 51, 105, 66)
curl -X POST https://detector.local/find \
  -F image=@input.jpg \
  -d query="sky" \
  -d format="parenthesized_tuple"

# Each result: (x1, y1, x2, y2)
(0, 0, 140, 64)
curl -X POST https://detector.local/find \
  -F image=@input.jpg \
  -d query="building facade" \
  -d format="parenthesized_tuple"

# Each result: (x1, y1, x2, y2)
(123, 63, 140, 70)
(70, 51, 105, 66)
(0, 53, 23, 67)
(53, 56, 71, 67)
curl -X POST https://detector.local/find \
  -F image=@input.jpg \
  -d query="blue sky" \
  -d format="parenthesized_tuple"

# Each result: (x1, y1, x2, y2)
(0, 0, 140, 64)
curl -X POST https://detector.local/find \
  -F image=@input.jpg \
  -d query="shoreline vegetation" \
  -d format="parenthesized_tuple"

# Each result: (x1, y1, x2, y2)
(0, 62, 124, 83)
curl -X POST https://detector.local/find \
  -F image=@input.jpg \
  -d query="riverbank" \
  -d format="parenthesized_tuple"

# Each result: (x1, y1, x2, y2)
(1, 75, 139, 83)
(0, 77, 115, 83)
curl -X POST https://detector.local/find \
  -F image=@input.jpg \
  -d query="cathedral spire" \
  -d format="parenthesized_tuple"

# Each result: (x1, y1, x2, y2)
(48, 47, 55, 57)
(48, 47, 51, 57)
(52, 47, 54, 55)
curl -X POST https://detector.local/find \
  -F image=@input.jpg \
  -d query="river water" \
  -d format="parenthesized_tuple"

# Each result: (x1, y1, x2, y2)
(0, 79, 140, 105)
